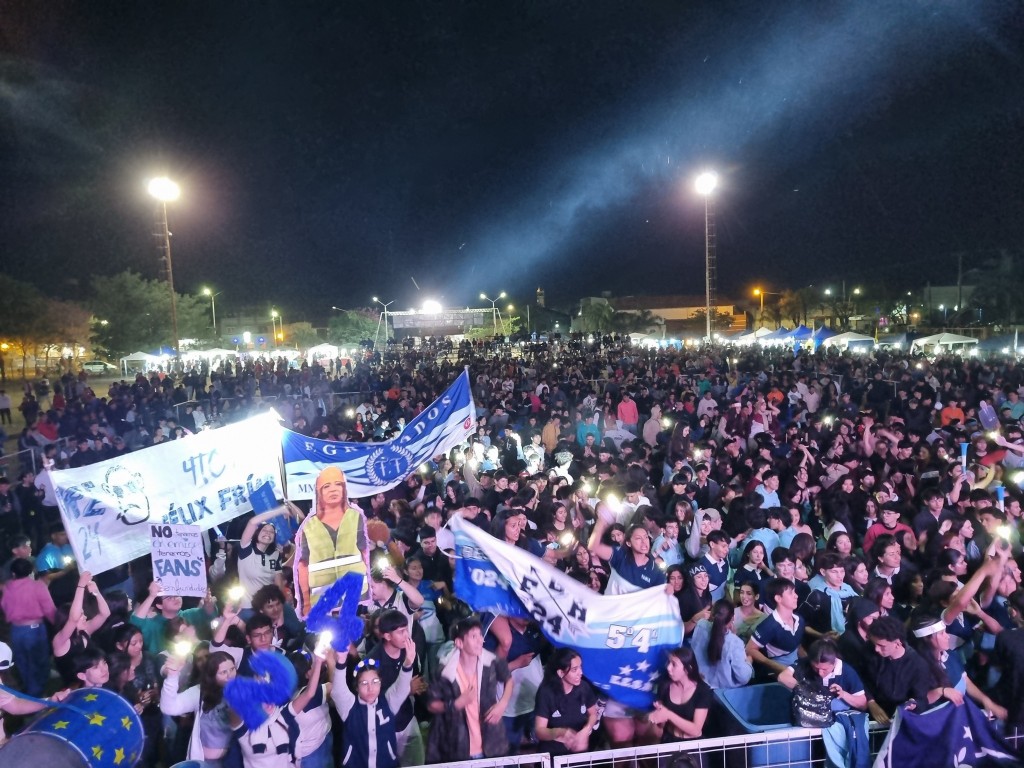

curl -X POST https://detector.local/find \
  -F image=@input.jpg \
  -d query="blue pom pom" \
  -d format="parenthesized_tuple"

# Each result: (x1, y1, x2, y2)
(224, 651, 298, 731)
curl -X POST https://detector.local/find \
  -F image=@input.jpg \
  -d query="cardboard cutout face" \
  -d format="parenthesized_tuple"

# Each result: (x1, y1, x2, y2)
(295, 466, 369, 617)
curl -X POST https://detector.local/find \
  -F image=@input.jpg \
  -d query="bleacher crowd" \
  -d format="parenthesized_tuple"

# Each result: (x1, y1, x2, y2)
(1, 337, 1024, 768)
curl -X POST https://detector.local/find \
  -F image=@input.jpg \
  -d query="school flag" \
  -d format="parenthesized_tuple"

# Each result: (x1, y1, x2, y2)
(51, 413, 284, 574)
(282, 369, 475, 500)
(450, 515, 682, 709)
(872, 698, 1016, 768)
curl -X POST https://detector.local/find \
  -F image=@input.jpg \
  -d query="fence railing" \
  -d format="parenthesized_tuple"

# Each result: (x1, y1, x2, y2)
(427, 721, 1021, 768)
(0, 436, 74, 479)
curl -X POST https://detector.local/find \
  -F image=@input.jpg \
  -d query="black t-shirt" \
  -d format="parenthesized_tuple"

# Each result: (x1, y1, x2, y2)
(534, 678, 597, 753)
(658, 679, 713, 742)
(863, 647, 932, 715)
(677, 587, 712, 626)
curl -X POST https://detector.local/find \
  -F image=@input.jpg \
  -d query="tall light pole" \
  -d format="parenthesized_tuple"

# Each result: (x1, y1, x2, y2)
(148, 176, 181, 358)
(202, 287, 222, 338)
(752, 287, 781, 329)
(372, 296, 395, 350)
(271, 308, 283, 346)
(480, 291, 506, 335)
(695, 171, 718, 342)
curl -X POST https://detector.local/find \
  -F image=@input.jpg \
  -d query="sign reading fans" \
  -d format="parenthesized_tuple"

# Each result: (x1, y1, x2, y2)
(150, 523, 207, 597)
(51, 414, 283, 574)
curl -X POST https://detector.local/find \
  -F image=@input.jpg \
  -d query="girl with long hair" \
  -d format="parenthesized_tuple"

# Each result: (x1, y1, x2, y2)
(648, 647, 712, 743)
(733, 582, 769, 642)
(533, 648, 598, 756)
(160, 650, 238, 765)
(690, 599, 754, 689)
(908, 615, 1006, 719)
(733, 540, 773, 594)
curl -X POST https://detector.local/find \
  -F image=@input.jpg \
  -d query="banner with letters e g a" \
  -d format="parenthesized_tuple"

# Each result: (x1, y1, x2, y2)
(451, 515, 682, 709)
(51, 414, 283, 574)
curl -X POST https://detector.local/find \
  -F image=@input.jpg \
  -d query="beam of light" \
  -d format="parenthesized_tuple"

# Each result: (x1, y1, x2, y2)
(440, 4, 1011, 298)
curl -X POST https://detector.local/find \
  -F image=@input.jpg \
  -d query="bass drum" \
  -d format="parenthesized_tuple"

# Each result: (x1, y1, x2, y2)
(0, 687, 143, 767)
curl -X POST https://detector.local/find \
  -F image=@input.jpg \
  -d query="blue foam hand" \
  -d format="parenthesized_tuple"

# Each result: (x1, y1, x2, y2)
(304, 571, 365, 652)
(224, 651, 298, 731)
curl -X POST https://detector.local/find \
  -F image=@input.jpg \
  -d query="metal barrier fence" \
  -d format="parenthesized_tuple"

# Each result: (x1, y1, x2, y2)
(438, 755, 552, 768)
(0, 437, 74, 480)
(435, 721, 1022, 768)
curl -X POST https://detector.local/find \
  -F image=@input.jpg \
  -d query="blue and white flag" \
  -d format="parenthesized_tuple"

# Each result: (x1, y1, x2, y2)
(873, 698, 1016, 768)
(450, 515, 682, 709)
(282, 370, 475, 500)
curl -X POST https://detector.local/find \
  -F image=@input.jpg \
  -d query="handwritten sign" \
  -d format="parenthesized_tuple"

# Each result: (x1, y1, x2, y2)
(151, 524, 207, 597)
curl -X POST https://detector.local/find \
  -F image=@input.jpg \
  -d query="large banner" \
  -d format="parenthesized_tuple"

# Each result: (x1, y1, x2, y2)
(450, 515, 682, 709)
(873, 698, 1015, 768)
(282, 370, 475, 500)
(52, 414, 284, 574)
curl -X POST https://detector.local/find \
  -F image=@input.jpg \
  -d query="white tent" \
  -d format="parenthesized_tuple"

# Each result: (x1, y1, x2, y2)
(821, 331, 875, 349)
(732, 327, 774, 345)
(119, 351, 159, 374)
(910, 332, 979, 354)
(306, 343, 340, 364)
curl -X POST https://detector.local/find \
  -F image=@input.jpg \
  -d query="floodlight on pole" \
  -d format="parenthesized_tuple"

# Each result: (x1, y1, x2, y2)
(695, 171, 718, 342)
(480, 291, 507, 335)
(372, 296, 395, 349)
(752, 287, 781, 329)
(148, 176, 181, 358)
(270, 308, 283, 345)
(202, 287, 222, 338)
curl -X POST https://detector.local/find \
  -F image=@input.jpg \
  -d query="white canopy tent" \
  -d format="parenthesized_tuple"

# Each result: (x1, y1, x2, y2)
(119, 351, 160, 375)
(910, 332, 979, 354)
(821, 331, 875, 350)
(733, 327, 774, 345)
(306, 343, 340, 364)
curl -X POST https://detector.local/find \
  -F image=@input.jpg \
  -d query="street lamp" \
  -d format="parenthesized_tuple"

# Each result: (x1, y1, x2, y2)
(372, 296, 395, 349)
(271, 308, 283, 346)
(752, 287, 781, 329)
(695, 171, 718, 342)
(480, 291, 507, 335)
(201, 287, 222, 338)
(147, 176, 181, 358)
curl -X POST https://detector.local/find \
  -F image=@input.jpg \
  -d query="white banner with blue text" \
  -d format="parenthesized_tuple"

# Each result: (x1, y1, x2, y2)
(51, 414, 284, 574)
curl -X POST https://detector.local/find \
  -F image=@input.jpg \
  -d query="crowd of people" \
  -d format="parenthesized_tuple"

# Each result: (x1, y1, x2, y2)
(2, 337, 1024, 768)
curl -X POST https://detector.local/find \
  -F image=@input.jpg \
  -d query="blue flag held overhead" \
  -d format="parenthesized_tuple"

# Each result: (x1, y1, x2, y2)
(248, 481, 296, 547)
(450, 514, 682, 709)
(282, 369, 475, 500)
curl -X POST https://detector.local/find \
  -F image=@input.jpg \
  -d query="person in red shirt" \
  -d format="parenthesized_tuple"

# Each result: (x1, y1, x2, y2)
(616, 392, 639, 435)
(863, 504, 917, 559)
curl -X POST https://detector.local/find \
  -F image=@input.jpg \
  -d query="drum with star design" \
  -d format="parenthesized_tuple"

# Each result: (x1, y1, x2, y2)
(0, 687, 143, 767)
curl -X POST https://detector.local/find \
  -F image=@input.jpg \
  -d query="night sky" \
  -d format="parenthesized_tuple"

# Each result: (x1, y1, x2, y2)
(2, 2, 1022, 321)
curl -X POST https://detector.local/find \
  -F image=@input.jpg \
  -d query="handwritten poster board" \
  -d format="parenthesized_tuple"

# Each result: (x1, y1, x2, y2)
(151, 523, 207, 597)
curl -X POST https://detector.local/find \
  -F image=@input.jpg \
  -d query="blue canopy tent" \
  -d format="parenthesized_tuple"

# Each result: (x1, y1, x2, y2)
(759, 326, 791, 343)
(783, 324, 814, 341)
(812, 326, 837, 341)
(810, 325, 836, 351)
